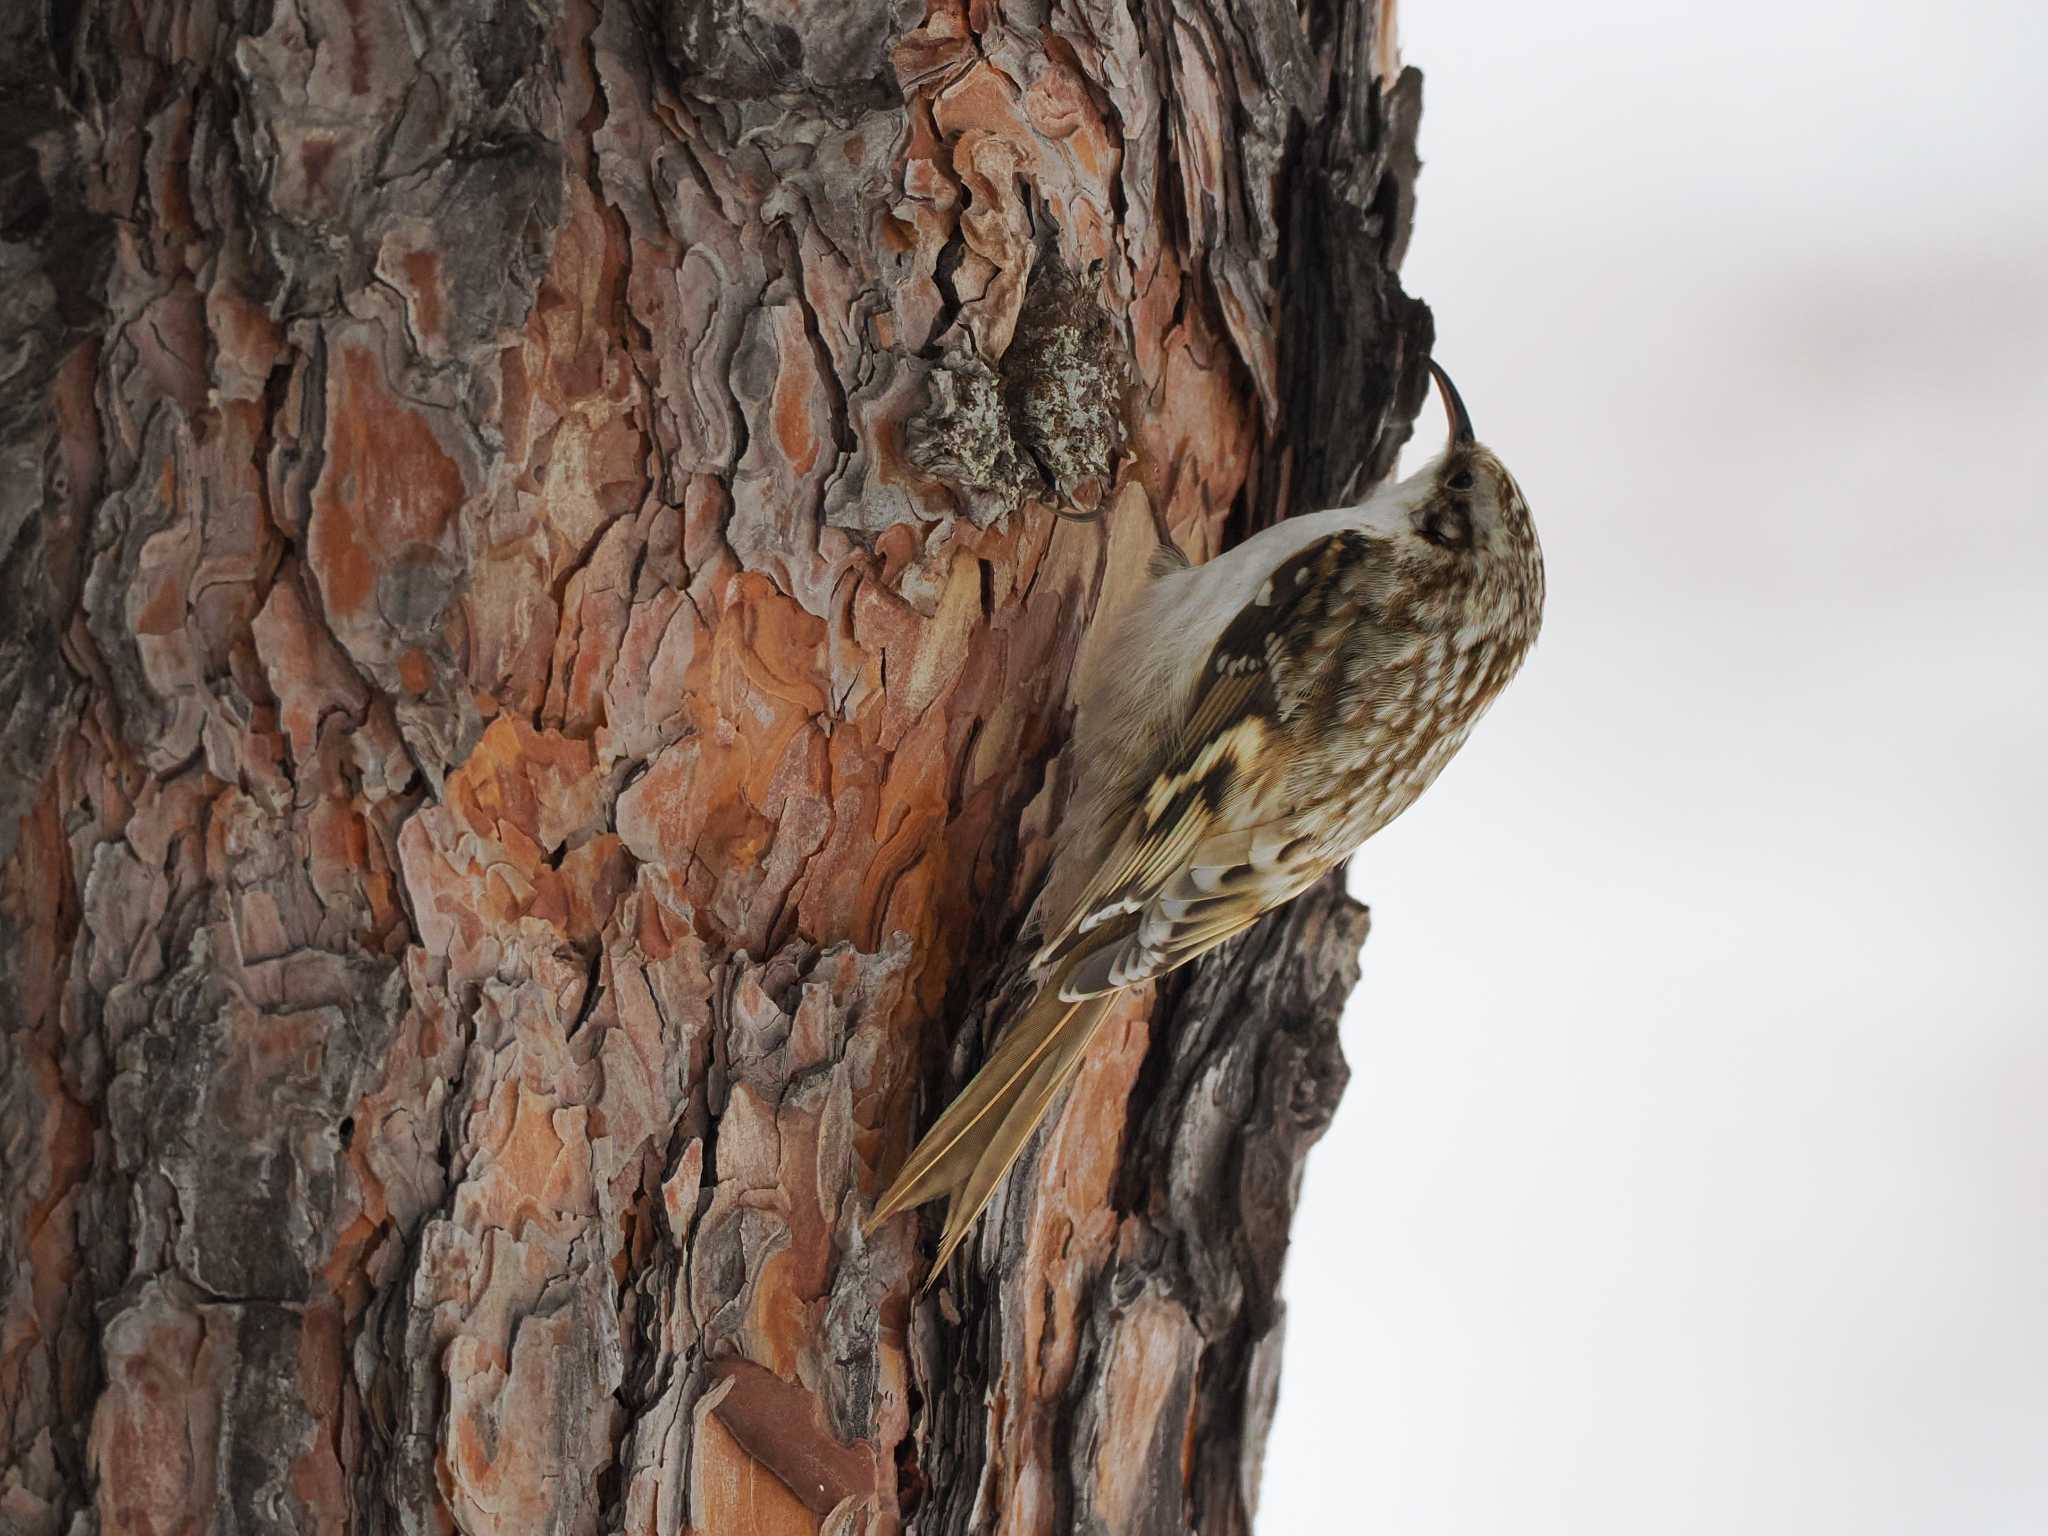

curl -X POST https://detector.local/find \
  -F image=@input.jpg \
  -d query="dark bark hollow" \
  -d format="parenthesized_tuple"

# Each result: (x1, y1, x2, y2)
(0, 0, 1429, 1532)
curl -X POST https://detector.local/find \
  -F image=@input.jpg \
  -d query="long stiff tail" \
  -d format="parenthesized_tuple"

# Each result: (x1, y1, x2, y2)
(868, 976, 1117, 1288)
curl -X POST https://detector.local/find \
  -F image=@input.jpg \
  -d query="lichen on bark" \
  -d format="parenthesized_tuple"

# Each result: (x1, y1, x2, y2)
(906, 250, 1129, 524)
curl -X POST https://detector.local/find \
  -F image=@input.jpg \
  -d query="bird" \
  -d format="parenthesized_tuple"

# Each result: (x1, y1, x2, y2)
(869, 362, 1546, 1287)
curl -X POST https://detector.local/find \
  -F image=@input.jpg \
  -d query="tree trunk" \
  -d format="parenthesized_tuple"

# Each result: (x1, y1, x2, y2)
(0, 1, 1430, 1531)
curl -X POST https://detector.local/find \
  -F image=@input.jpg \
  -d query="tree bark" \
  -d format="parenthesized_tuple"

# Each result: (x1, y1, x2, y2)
(0, 1, 1430, 1532)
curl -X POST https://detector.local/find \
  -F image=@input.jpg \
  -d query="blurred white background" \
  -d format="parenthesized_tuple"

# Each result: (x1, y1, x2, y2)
(1262, 1, 2048, 1532)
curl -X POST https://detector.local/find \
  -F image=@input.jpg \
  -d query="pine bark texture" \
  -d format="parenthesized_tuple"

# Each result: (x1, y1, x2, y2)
(0, 1, 1431, 1532)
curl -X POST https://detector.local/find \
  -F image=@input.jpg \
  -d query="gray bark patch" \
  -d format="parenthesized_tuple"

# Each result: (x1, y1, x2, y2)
(902, 254, 1129, 526)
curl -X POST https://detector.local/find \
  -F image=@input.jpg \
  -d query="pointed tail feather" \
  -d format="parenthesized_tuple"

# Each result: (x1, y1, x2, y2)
(869, 971, 1120, 1285)
(920, 991, 1116, 1288)
(867, 983, 1084, 1228)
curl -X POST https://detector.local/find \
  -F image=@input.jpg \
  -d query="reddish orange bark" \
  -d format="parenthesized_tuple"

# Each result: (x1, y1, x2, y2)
(0, 0, 1428, 1530)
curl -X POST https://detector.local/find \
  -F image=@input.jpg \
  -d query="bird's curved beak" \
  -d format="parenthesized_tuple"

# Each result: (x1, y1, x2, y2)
(1429, 360, 1476, 447)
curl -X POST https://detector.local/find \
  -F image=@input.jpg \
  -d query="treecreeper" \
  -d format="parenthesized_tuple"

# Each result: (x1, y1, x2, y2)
(871, 363, 1548, 1285)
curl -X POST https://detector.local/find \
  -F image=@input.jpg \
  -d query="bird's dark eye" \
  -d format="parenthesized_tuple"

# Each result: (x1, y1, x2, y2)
(1447, 468, 1475, 491)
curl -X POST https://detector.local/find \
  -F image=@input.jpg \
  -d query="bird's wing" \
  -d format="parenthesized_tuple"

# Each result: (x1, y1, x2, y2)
(868, 528, 1384, 1286)
(1036, 528, 1380, 996)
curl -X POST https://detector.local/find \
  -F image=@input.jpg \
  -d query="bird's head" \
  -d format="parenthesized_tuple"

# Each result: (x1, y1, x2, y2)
(1373, 362, 1546, 650)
